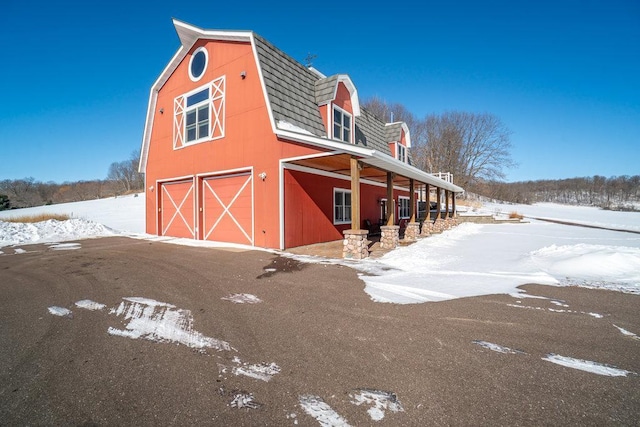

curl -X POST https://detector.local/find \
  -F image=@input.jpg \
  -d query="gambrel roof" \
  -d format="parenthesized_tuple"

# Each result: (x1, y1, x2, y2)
(254, 35, 326, 137)
(139, 19, 463, 193)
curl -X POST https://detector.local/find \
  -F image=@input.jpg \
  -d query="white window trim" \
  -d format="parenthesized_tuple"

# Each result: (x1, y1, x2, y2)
(396, 143, 407, 163)
(189, 47, 208, 82)
(184, 89, 210, 144)
(398, 196, 410, 219)
(333, 188, 352, 225)
(332, 105, 353, 143)
(173, 76, 226, 150)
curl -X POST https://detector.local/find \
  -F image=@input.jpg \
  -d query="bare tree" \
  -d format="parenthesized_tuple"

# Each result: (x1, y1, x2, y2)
(0, 177, 41, 208)
(361, 96, 426, 158)
(107, 151, 145, 194)
(415, 112, 515, 189)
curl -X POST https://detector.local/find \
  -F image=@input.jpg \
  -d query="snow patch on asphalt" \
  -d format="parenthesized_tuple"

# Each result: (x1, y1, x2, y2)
(230, 392, 262, 409)
(349, 389, 404, 421)
(108, 297, 231, 351)
(506, 303, 603, 318)
(613, 325, 640, 340)
(542, 354, 636, 377)
(48, 242, 81, 250)
(233, 362, 280, 382)
(472, 340, 525, 354)
(299, 395, 351, 426)
(509, 292, 549, 300)
(221, 293, 262, 304)
(48, 306, 73, 317)
(74, 299, 106, 311)
(219, 359, 281, 382)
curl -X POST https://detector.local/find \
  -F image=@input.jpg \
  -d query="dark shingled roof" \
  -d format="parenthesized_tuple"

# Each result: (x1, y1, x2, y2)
(354, 109, 389, 154)
(385, 122, 403, 142)
(315, 75, 339, 105)
(254, 35, 326, 137)
(253, 33, 404, 160)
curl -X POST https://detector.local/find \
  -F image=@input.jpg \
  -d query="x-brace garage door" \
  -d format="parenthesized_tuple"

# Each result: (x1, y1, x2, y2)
(160, 179, 195, 238)
(202, 172, 253, 245)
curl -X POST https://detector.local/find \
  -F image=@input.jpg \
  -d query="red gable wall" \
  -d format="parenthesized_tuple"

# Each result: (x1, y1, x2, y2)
(145, 39, 325, 249)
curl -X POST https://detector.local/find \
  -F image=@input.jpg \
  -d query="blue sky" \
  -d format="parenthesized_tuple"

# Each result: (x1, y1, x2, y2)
(1, 0, 638, 184)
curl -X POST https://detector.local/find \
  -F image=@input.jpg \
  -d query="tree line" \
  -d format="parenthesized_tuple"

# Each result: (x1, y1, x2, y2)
(475, 175, 640, 210)
(3, 99, 636, 211)
(0, 151, 144, 210)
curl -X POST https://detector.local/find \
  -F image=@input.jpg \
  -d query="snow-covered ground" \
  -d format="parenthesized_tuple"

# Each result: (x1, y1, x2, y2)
(1, 195, 639, 303)
(480, 201, 640, 232)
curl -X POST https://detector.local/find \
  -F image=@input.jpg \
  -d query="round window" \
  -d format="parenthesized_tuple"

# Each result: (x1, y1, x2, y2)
(189, 47, 207, 81)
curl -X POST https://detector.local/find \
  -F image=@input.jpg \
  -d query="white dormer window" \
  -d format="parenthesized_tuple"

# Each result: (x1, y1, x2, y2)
(397, 143, 407, 163)
(333, 106, 352, 143)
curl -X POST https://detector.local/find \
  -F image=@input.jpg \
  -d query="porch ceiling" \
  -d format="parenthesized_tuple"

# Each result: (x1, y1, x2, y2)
(287, 154, 441, 189)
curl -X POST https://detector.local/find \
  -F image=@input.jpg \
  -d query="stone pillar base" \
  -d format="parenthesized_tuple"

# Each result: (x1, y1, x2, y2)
(404, 222, 420, 241)
(380, 225, 400, 250)
(433, 218, 446, 233)
(342, 229, 370, 260)
(420, 221, 431, 237)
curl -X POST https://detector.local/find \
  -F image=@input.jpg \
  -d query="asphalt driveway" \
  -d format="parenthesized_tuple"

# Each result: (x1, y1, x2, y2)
(1, 237, 638, 425)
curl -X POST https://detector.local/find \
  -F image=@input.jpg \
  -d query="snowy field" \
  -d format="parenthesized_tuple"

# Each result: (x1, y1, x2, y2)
(1, 194, 639, 304)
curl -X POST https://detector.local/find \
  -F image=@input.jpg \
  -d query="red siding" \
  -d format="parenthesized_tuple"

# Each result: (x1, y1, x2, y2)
(145, 39, 327, 249)
(283, 169, 414, 248)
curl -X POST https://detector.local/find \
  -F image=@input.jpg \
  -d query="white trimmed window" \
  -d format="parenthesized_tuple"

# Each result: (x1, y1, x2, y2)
(397, 143, 407, 163)
(333, 106, 352, 143)
(399, 196, 410, 219)
(189, 47, 208, 82)
(334, 188, 352, 224)
(185, 88, 210, 142)
(173, 76, 226, 149)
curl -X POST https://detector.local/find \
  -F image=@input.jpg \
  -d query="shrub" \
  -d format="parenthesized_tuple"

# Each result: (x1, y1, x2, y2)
(2, 213, 71, 223)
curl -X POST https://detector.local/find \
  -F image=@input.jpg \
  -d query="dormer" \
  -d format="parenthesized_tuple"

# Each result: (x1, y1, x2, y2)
(385, 122, 411, 163)
(314, 74, 361, 144)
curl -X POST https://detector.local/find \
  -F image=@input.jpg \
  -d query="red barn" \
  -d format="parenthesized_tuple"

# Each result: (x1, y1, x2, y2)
(139, 19, 463, 256)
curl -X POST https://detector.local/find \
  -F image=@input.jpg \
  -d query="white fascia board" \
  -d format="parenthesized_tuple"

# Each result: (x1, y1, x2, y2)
(173, 19, 252, 44)
(308, 66, 326, 78)
(401, 122, 411, 148)
(139, 90, 157, 173)
(275, 130, 374, 157)
(365, 152, 465, 193)
(250, 33, 278, 136)
(139, 45, 185, 173)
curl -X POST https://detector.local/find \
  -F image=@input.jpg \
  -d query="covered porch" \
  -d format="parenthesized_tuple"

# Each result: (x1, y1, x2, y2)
(281, 149, 464, 259)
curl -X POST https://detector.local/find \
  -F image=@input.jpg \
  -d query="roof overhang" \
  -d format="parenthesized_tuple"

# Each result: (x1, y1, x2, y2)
(276, 129, 464, 193)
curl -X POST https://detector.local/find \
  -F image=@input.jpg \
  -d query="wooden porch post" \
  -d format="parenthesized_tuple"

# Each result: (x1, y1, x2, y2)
(436, 187, 442, 220)
(409, 179, 416, 223)
(425, 183, 430, 221)
(444, 190, 450, 219)
(350, 156, 360, 230)
(386, 172, 394, 226)
(452, 192, 457, 217)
